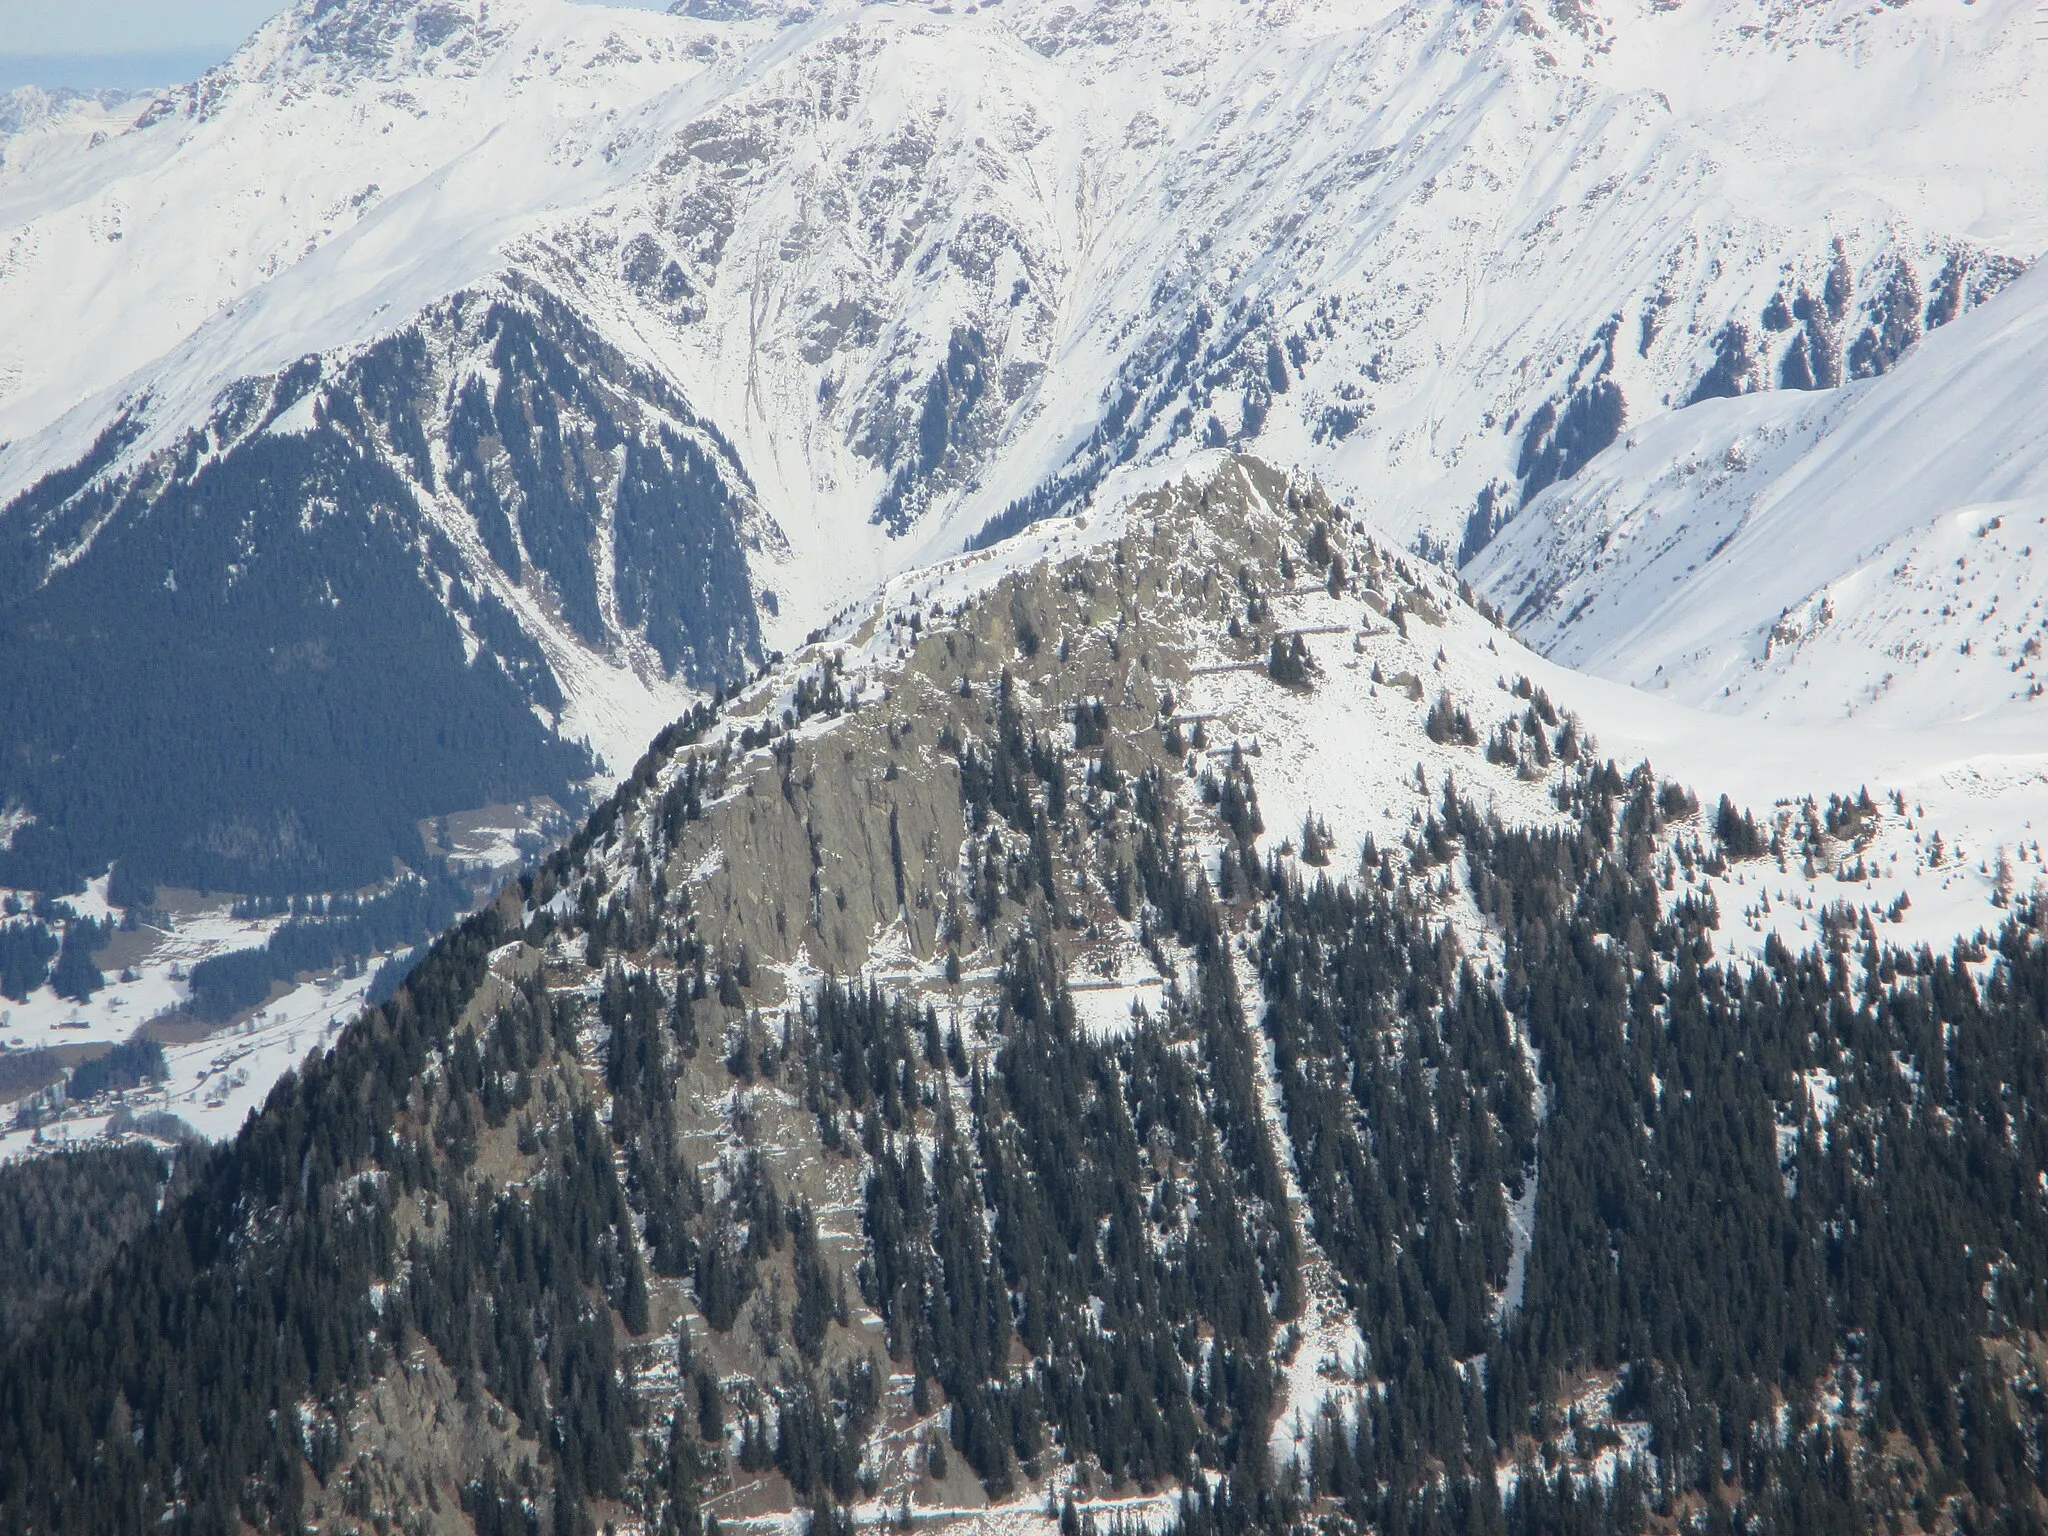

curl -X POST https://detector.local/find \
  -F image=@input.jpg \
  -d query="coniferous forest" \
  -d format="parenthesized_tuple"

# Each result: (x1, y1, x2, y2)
(0, 499, 2042, 1536)
(0, 291, 763, 899)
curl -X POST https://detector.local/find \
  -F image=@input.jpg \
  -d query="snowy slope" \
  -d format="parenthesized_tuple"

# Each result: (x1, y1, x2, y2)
(1470, 257, 2048, 729)
(3, 0, 2044, 594)
(0, 1, 728, 473)
(0, 86, 150, 170)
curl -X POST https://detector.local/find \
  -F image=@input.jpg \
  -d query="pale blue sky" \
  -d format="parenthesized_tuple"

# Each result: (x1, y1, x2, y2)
(0, 0, 674, 90)
(0, 1, 292, 57)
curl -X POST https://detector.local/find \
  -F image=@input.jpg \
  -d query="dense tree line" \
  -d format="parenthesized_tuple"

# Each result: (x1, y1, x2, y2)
(837, 685, 1303, 1499)
(1178, 755, 2048, 1536)
(602, 964, 704, 1281)
(1259, 865, 1534, 1427)
(184, 867, 468, 1021)
(0, 915, 60, 1001)
(0, 1144, 172, 1347)
(0, 875, 669, 1535)
(50, 915, 110, 1002)
(0, 420, 596, 896)
(0, 896, 114, 1003)
(0, 899, 517, 1534)
(397, 1089, 641, 1519)
(64, 1038, 168, 1102)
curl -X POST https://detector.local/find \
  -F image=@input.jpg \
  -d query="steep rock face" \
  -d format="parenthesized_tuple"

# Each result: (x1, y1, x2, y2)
(0, 280, 766, 894)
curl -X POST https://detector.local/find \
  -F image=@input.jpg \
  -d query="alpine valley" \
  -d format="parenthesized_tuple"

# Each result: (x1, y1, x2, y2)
(1, 2, 2047, 1535)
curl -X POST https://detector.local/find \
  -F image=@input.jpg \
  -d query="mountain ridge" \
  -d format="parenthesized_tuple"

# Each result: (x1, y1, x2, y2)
(4, 452, 2046, 1535)
(6, 0, 2040, 547)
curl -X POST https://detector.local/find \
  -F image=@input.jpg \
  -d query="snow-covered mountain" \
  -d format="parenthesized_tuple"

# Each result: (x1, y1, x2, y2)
(1, 0, 2043, 892)
(0, 85, 147, 156)
(9, 0, 2042, 555)
(1469, 256, 2048, 731)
